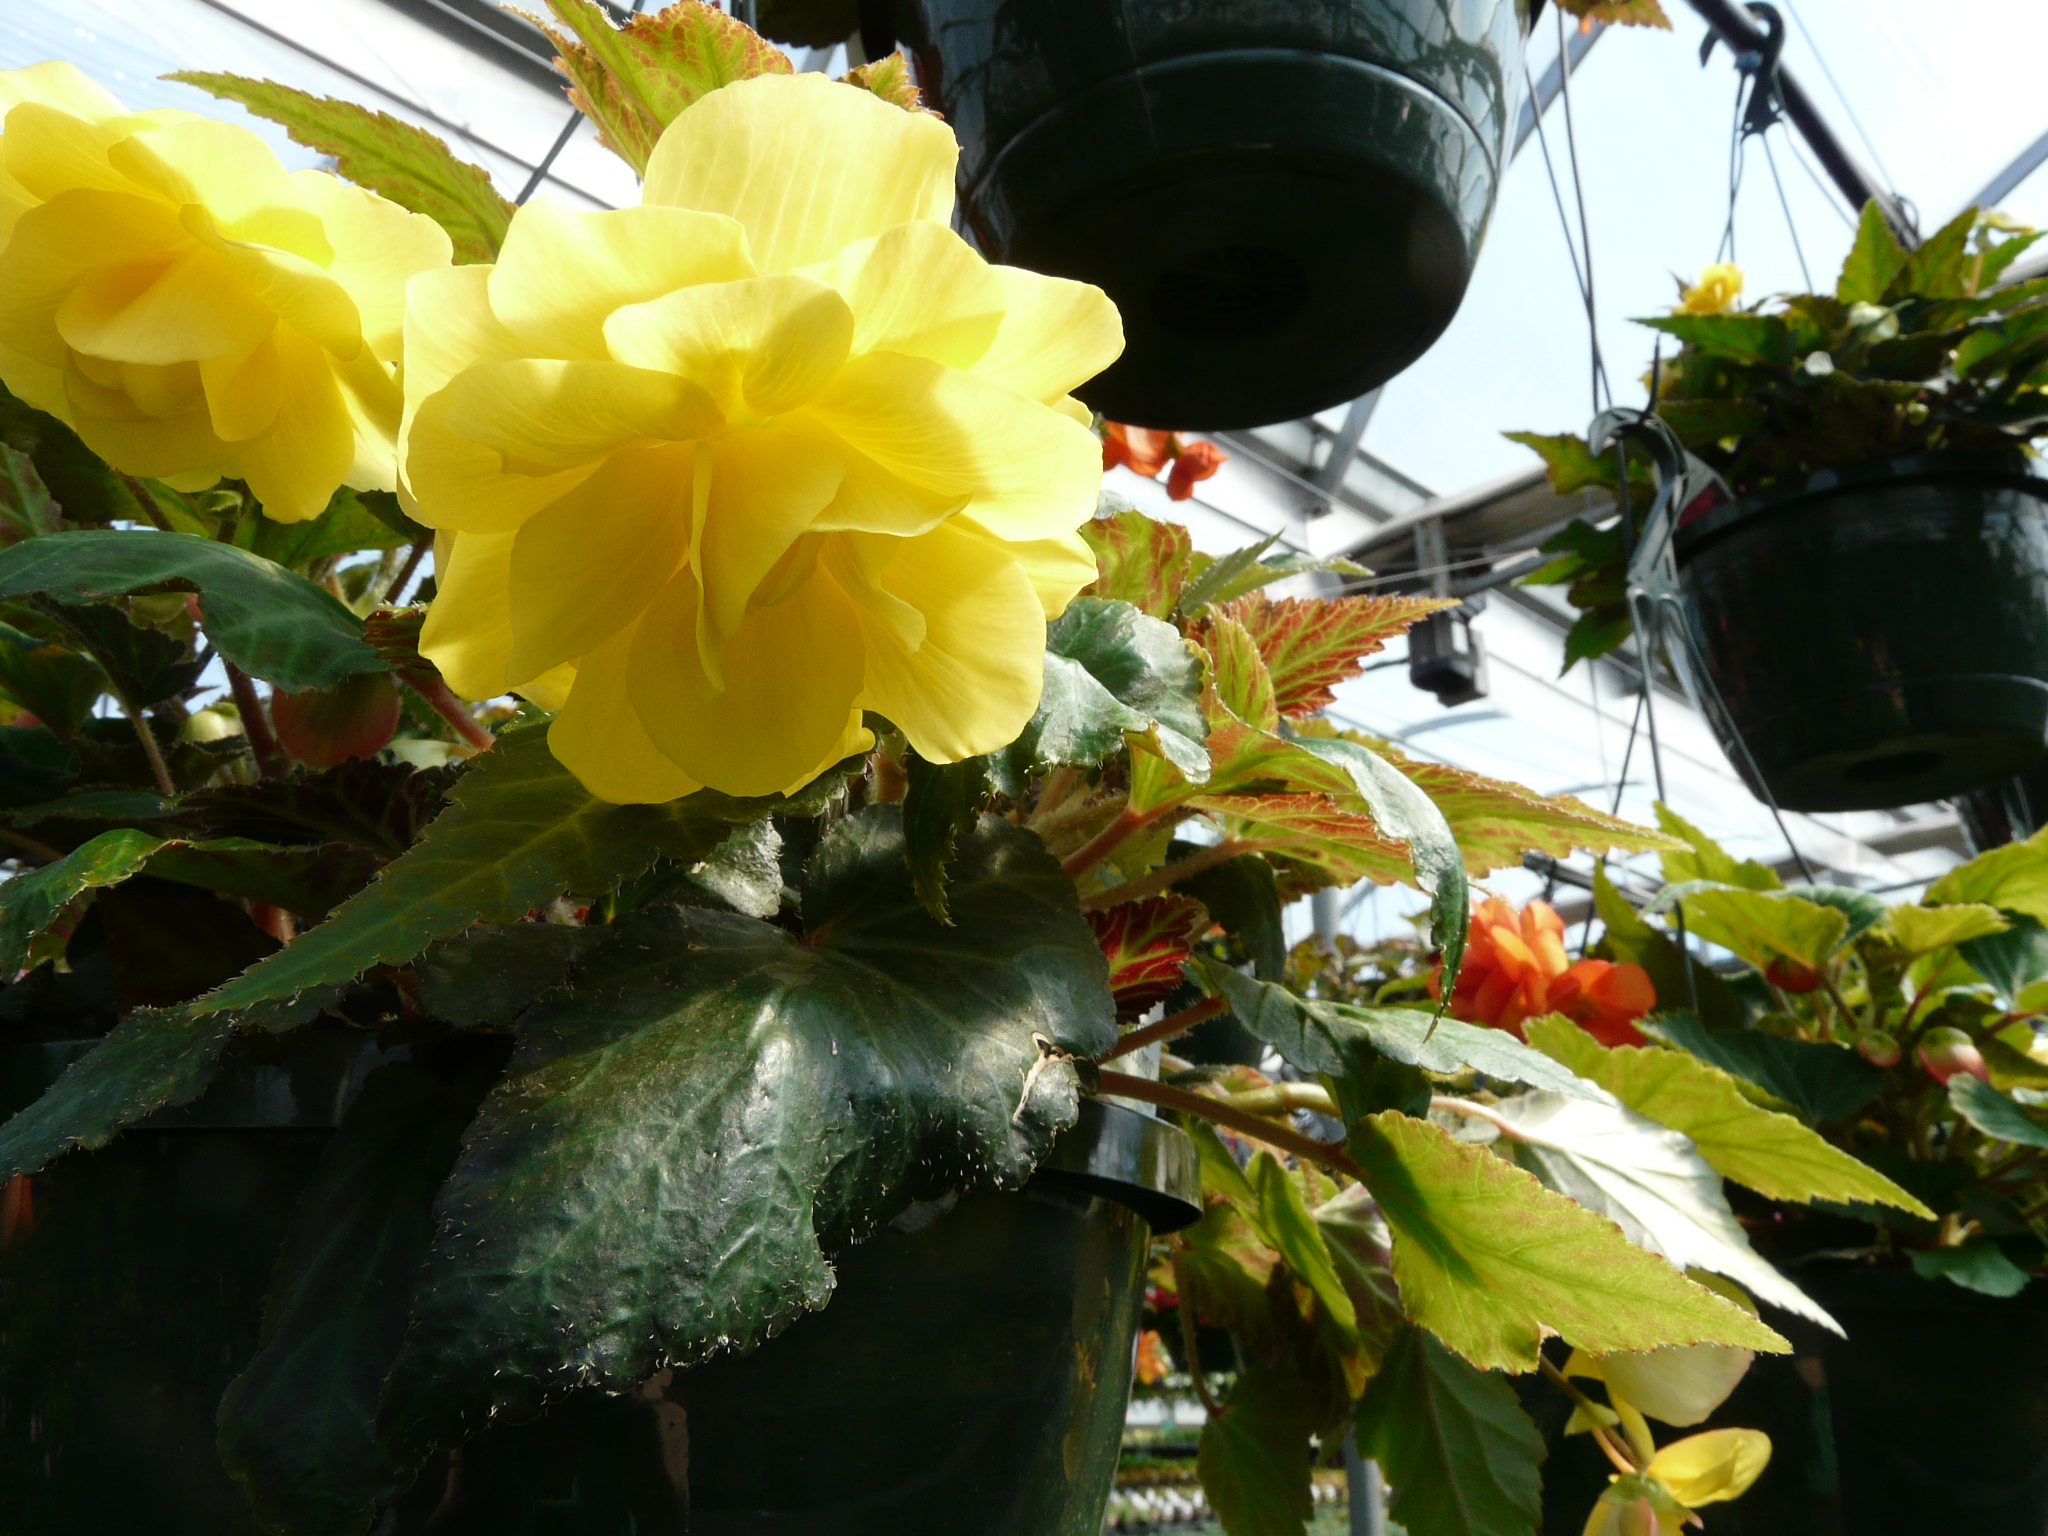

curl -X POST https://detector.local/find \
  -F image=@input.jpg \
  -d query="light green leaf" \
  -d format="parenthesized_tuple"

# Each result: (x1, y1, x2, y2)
(1879, 903, 2010, 957)
(1197, 1366, 1317, 1536)
(1178, 532, 1366, 617)
(194, 727, 765, 1015)
(378, 806, 1112, 1466)
(1198, 961, 1610, 1101)
(1524, 1015, 1929, 1215)
(1927, 824, 2048, 925)
(1350, 1112, 1788, 1371)
(1668, 886, 1848, 971)
(1911, 1238, 2030, 1297)
(1960, 915, 2048, 1002)
(1250, 1151, 1356, 1338)
(168, 73, 511, 262)
(1654, 804, 1781, 890)
(0, 530, 381, 689)
(1837, 199, 1910, 305)
(1354, 1325, 1544, 1536)
(1949, 1074, 2048, 1149)
(1483, 1090, 1837, 1331)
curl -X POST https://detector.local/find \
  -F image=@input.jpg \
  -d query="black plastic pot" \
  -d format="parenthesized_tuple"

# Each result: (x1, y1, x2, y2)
(892, 0, 1532, 428)
(1672, 453, 2048, 813)
(0, 1032, 1197, 1535)
(1533, 1264, 2048, 1536)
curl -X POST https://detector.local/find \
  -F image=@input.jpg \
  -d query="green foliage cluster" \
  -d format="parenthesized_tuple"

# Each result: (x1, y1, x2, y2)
(1514, 203, 2048, 664)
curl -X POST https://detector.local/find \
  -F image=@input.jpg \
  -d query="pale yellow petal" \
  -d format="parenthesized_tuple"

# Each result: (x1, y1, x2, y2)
(106, 119, 329, 261)
(627, 564, 865, 796)
(1048, 393, 1092, 425)
(2, 102, 145, 201)
(837, 518, 1045, 763)
(693, 427, 843, 669)
(0, 343, 67, 420)
(641, 73, 955, 274)
(490, 197, 753, 360)
(802, 351, 1102, 544)
(801, 426, 962, 537)
(334, 344, 404, 491)
(972, 265, 1123, 403)
(548, 617, 701, 805)
(400, 264, 523, 435)
(956, 514, 1100, 618)
(605, 274, 853, 422)
(199, 329, 284, 441)
(516, 662, 576, 714)
(0, 190, 190, 367)
(55, 241, 274, 366)
(506, 441, 692, 684)
(406, 357, 720, 534)
(0, 62, 125, 119)
(419, 528, 516, 700)
(228, 324, 357, 522)
(801, 221, 1004, 368)
(64, 355, 229, 478)
(1646, 1429, 1772, 1508)
(292, 170, 451, 363)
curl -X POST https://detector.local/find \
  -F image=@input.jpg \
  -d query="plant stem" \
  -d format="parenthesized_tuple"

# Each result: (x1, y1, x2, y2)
(1170, 1243, 1222, 1416)
(1077, 839, 1250, 914)
(118, 696, 176, 796)
(1537, 1356, 1639, 1475)
(1429, 1096, 1522, 1138)
(1098, 996, 1228, 1063)
(1223, 1082, 1340, 1118)
(1097, 1070, 1365, 1182)
(251, 902, 294, 944)
(116, 474, 173, 532)
(384, 537, 432, 604)
(0, 827, 65, 864)
(225, 660, 289, 779)
(1061, 806, 1153, 882)
(1030, 764, 1079, 822)
(399, 669, 494, 754)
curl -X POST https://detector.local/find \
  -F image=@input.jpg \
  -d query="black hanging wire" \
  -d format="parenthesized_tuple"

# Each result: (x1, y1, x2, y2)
(1761, 134, 1814, 290)
(1521, 36, 1609, 414)
(1554, 7, 1610, 410)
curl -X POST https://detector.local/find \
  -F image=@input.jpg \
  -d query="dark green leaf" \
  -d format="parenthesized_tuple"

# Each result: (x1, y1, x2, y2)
(675, 815, 784, 918)
(995, 596, 1209, 793)
(194, 727, 765, 1016)
(171, 759, 454, 857)
(1889, 205, 1978, 302)
(1197, 960, 1607, 1101)
(1960, 914, 2048, 1001)
(0, 380, 144, 527)
(0, 724, 79, 807)
(377, 807, 1113, 1463)
(1910, 1237, 2030, 1297)
(1250, 1151, 1355, 1337)
(217, 1056, 498, 1536)
(96, 881, 280, 1009)
(0, 442, 62, 543)
(1637, 314, 1794, 366)
(237, 486, 414, 570)
(1949, 1075, 2048, 1149)
(1641, 1013, 1883, 1122)
(903, 750, 991, 923)
(0, 531, 382, 690)
(10, 788, 172, 829)
(169, 73, 511, 263)
(0, 827, 163, 974)
(1560, 605, 1633, 669)
(1174, 849, 1284, 980)
(146, 839, 383, 918)
(1196, 1366, 1316, 1536)
(1355, 1325, 1544, 1536)
(1790, 883, 1888, 946)
(0, 621, 105, 734)
(1979, 230, 2047, 289)
(29, 598, 202, 708)
(414, 923, 607, 1029)
(0, 1006, 233, 1178)
(1836, 200, 1910, 305)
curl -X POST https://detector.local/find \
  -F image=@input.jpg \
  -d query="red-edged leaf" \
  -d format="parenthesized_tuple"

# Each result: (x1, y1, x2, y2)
(523, 0, 792, 173)
(1088, 894, 1207, 1018)
(1214, 592, 1450, 718)
(841, 53, 925, 112)
(1081, 510, 1194, 620)
(1192, 793, 1411, 888)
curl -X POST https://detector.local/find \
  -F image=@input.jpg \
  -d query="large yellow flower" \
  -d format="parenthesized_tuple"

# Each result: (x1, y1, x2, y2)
(0, 62, 451, 520)
(404, 73, 1121, 802)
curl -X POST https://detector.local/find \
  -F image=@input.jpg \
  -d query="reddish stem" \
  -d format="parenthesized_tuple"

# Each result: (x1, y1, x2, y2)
(1061, 806, 1151, 882)
(1096, 1070, 1365, 1182)
(1098, 996, 1228, 1063)
(401, 669, 494, 753)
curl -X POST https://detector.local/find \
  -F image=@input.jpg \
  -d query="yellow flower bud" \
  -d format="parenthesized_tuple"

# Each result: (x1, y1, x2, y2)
(0, 62, 452, 521)
(1677, 262, 1743, 315)
(402, 73, 1124, 803)
(1645, 1427, 1772, 1507)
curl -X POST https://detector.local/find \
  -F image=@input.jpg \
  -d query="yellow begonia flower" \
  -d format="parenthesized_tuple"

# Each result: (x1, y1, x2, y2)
(402, 73, 1122, 803)
(1580, 1430, 1772, 1536)
(1677, 262, 1743, 315)
(0, 61, 452, 521)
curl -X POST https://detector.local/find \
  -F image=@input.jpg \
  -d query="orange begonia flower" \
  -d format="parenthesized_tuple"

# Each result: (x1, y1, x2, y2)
(1166, 438, 1227, 500)
(1101, 421, 1174, 477)
(1430, 897, 1655, 1046)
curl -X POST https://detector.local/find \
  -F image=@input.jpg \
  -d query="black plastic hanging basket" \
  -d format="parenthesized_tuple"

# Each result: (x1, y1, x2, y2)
(1670, 453, 2048, 814)
(885, 0, 1537, 428)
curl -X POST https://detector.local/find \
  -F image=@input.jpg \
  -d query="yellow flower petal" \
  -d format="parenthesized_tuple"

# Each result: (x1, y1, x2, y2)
(2, 101, 144, 202)
(627, 564, 865, 796)
(200, 329, 284, 441)
(506, 441, 693, 685)
(419, 528, 516, 700)
(1646, 1428, 1771, 1507)
(400, 264, 522, 436)
(64, 355, 229, 477)
(106, 119, 328, 259)
(1596, 1344, 1754, 1429)
(605, 273, 854, 423)
(837, 518, 1045, 763)
(0, 190, 192, 367)
(0, 62, 125, 120)
(548, 617, 702, 805)
(179, 202, 361, 359)
(802, 220, 1005, 368)
(693, 426, 844, 673)
(489, 197, 753, 360)
(296, 172, 451, 363)
(407, 357, 721, 533)
(227, 323, 357, 522)
(641, 73, 955, 274)
(957, 515, 1100, 618)
(971, 266, 1124, 403)
(56, 242, 275, 365)
(802, 351, 1103, 545)
(803, 428, 963, 537)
